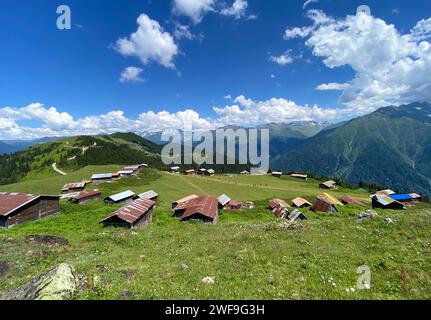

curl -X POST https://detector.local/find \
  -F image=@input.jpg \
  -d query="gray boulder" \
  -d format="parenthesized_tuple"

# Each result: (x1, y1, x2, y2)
(357, 210, 379, 222)
(3, 263, 80, 300)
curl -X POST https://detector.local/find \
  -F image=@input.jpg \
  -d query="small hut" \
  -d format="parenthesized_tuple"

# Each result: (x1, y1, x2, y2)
(340, 196, 364, 206)
(292, 197, 312, 208)
(137, 190, 159, 202)
(179, 195, 219, 224)
(69, 189, 101, 204)
(104, 190, 136, 205)
(319, 180, 337, 189)
(290, 174, 308, 181)
(312, 197, 339, 213)
(272, 171, 283, 178)
(101, 198, 155, 229)
(372, 195, 404, 210)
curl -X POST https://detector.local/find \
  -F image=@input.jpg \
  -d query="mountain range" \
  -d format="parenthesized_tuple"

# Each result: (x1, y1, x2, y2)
(272, 102, 431, 197)
(0, 102, 430, 197)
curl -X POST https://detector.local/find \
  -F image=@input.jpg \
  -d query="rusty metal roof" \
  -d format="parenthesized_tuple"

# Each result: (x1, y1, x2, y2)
(340, 196, 363, 206)
(0, 192, 39, 216)
(268, 199, 289, 209)
(173, 194, 199, 208)
(273, 206, 289, 218)
(102, 198, 156, 224)
(228, 200, 242, 207)
(292, 197, 312, 208)
(0, 193, 58, 216)
(62, 182, 86, 191)
(72, 189, 101, 201)
(181, 196, 218, 220)
(312, 198, 338, 213)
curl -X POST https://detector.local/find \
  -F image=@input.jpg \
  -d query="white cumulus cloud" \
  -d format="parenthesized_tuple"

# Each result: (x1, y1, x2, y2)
(115, 13, 178, 69)
(220, 0, 251, 20)
(269, 51, 294, 66)
(119, 66, 144, 83)
(284, 10, 431, 113)
(173, 0, 215, 24)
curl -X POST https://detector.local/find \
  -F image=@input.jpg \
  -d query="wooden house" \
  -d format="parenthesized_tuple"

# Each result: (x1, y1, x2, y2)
(69, 189, 101, 204)
(101, 198, 156, 229)
(104, 190, 136, 205)
(0, 192, 60, 228)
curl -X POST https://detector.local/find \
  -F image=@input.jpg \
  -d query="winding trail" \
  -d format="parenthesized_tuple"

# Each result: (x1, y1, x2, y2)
(52, 163, 67, 176)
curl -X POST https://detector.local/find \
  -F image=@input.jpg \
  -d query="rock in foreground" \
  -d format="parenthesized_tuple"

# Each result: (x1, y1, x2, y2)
(3, 263, 79, 300)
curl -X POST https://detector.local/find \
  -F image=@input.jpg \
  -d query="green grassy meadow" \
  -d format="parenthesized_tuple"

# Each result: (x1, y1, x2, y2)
(0, 167, 430, 300)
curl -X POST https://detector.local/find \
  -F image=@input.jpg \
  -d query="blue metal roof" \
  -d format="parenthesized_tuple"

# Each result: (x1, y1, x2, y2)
(108, 190, 135, 202)
(389, 194, 414, 201)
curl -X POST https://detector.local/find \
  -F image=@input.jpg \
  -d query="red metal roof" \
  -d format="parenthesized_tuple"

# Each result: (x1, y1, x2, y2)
(181, 196, 218, 220)
(292, 197, 312, 208)
(340, 196, 363, 206)
(228, 200, 241, 207)
(268, 199, 289, 209)
(72, 189, 101, 201)
(0, 192, 39, 216)
(62, 182, 86, 191)
(102, 198, 156, 224)
(173, 194, 199, 208)
(273, 206, 289, 218)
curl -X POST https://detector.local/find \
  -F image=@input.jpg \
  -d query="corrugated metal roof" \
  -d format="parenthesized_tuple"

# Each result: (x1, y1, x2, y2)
(389, 194, 414, 201)
(373, 194, 396, 206)
(0, 192, 39, 216)
(273, 206, 289, 218)
(138, 190, 158, 200)
(217, 194, 232, 206)
(91, 173, 113, 180)
(102, 198, 155, 224)
(72, 189, 101, 201)
(268, 199, 290, 209)
(376, 189, 396, 196)
(312, 197, 338, 213)
(319, 193, 344, 206)
(181, 195, 218, 220)
(173, 194, 199, 208)
(207, 169, 215, 174)
(290, 173, 308, 179)
(288, 210, 308, 221)
(292, 197, 312, 208)
(321, 180, 337, 188)
(62, 182, 86, 191)
(106, 190, 135, 202)
(228, 200, 241, 208)
(340, 196, 363, 206)
(118, 170, 135, 175)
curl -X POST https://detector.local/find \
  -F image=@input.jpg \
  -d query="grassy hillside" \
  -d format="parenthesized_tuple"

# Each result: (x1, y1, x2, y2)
(0, 133, 164, 186)
(273, 103, 431, 198)
(0, 167, 430, 300)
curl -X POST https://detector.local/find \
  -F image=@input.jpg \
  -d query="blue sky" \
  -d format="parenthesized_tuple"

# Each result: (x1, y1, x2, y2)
(0, 0, 431, 139)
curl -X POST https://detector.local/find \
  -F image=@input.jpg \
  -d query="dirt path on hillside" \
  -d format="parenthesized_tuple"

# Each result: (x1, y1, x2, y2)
(52, 163, 67, 176)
